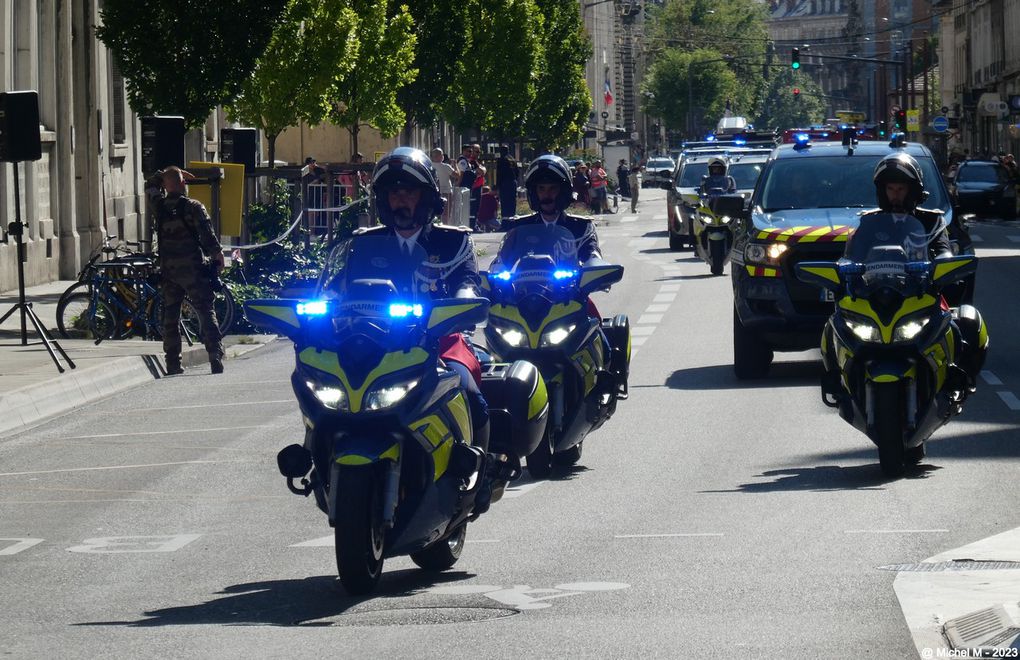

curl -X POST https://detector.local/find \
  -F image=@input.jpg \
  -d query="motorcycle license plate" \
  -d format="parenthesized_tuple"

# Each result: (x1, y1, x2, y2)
(820, 289, 835, 302)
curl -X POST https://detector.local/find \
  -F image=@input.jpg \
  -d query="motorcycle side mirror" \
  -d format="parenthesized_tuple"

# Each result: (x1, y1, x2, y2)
(793, 262, 840, 293)
(579, 264, 624, 295)
(425, 297, 490, 338)
(244, 298, 307, 341)
(932, 254, 977, 289)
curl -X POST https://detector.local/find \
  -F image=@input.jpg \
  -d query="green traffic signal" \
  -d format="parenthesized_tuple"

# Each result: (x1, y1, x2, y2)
(791, 47, 800, 70)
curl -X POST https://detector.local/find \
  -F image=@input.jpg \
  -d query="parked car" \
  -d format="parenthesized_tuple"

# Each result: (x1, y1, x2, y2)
(643, 157, 676, 188)
(948, 159, 1017, 219)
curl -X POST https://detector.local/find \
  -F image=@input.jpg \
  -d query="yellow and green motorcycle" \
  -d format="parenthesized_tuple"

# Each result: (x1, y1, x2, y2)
(245, 237, 547, 595)
(482, 224, 630, 478)
(796, 212, 988, 477)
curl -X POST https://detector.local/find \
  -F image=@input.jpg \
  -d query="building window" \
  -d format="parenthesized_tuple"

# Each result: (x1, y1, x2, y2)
(110, 56, 126, 144)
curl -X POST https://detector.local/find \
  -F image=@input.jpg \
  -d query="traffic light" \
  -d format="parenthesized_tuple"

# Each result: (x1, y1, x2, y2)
(878, 120, 887, 137)
(893, 109, 906, 130)
(791, 47, 800, 70)
(793, 87, 800, 100)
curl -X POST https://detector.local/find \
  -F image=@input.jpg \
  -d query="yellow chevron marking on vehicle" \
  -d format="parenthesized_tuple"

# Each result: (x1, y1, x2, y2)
(250, 304, 299, 328)
(933, 258, 973, 281)
(433, 437, 453, 481)
(801, 264, 840, 284)
(298, 347, 428, 412)
(379, 443, 400, 462)
(580, 265, 622, 290)
(412, 414, 452, 449)
(872, 374, 901, 383)
(490, 302, 584, 347)
(745, 265, 781, 277)
(528, 372, 549, 421)
(336, 454, 373, 466)
(428, 301, 485, 331)
(978, 318, 988, 348)
(446, 392, 471, 441)
(838, 295, 937, 344)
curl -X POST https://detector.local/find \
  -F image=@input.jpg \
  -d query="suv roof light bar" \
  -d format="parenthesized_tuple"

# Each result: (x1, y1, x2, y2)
(889, 133, 907, 148)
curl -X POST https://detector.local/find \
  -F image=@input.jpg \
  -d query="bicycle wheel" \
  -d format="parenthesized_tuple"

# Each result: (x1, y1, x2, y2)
(214, 287, 235, 334)
(56, 292, 117, 340)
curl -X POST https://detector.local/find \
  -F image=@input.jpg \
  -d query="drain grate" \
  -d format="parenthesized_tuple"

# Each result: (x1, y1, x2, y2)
(304, 606, 519, 627)
(944, 605, 1019, 650)
(879, 560, 1020, 572)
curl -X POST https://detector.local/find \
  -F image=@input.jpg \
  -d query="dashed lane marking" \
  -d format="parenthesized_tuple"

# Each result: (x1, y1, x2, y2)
(631, 336, 648, 346)
(981, 371, 1003, 386)
(614, 533, 724, 539)
(57, 426, 266, 440)
(466, 539, 501, 544)
(81, 400, 293, 414)
(996, 391, 1020, 411)
(659, 283, 682, 292)
(645, 304, 670, 313)
(0, 460, 255, 478)
(652, 213, 667, 221)
(621, 215, 638, 223)
(653, 293, 677, 303)
(637, 314, 663, 325)
(630, 326, 656, 337)
(845, 529, 950, 534)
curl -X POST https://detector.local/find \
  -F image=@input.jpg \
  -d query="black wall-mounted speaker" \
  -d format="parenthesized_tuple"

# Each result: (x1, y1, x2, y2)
(140, 116, 185, 175)
(220, 127, 257, 172)
(0, 91, 42, 162)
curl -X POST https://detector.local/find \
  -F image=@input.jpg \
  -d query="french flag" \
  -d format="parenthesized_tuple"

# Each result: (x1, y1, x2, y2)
(604, 78, 614, 106)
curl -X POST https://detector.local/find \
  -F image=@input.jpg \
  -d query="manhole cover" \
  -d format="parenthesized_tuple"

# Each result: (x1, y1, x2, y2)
(306, 606, 519, 627)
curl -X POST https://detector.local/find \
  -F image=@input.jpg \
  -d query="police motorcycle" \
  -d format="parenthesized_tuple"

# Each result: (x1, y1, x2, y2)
(692, 188, 743, 276)
(795, 212, 988, 477)
(481, 224, 631, 478)
(244, 236, 547, 595)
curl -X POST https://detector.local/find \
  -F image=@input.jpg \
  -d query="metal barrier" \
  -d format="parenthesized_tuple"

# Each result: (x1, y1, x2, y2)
(449, 187, 471, 227)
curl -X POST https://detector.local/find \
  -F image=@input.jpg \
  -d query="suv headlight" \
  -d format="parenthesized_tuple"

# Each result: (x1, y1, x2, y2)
(364, 377, 420, 411)
(842, 312, 881, 343)
(540, 323, 576, 347)
(745, 242, 789, 265)
(892, 313, 931, 343)
(305, 379, 349, 411)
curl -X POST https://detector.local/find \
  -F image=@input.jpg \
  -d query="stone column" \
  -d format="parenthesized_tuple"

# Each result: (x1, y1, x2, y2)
(55, 0, 79, 279)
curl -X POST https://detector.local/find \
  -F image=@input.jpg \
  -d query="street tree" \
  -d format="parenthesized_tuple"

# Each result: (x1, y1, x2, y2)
(642, 48, 740, 137)
(755, 68, 827, 131)
(328, 0, 417, 157)
(397, 0, 472, 140)
(229, 0, 359, 168)
(526, 0, 592, 152)
(447, 0, 541, 141)
(97, 0, 290, 127)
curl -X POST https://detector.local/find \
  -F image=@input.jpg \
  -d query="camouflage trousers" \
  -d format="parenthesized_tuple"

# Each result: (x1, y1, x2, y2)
(161, 263, 222, 365)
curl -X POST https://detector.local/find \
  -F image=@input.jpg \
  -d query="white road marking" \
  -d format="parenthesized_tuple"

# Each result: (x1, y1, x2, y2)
(58, 426, 265, 440)
(291, 536, 333, 548)
(996, 391, 1020, 411)
(844, 529, 950, 534)
(67, 534, 201, 554)
(637, 314, 663, 325)
(0, 538, 44, 556)
(466, 539, 500, 544)
(630, 326, 656, 337)
(502, 481, 543, 499)
(628, 238, 649, 246)
(614, 533, 724, 539)
(621, 215, 638, 223)
(0, 460, 254, 478)
(652, 293, 677, 303)
(645, 304, 670, 313)
(659, 283, 682, 292)
(981, 370, 1003, 386)
(429, 582, 630, 610)
(630, 336, 648, 346)
(652, 213, 667, 221)
(82, 400, 292, 414)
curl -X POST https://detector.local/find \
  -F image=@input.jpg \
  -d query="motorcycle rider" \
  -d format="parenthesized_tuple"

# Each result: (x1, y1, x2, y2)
(821, 152, 986, 399)
(700, 156, 737, 195)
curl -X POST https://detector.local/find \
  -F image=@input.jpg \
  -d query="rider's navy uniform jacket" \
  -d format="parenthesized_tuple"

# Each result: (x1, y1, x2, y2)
(854, 208, 953, 260)
(355, 223, 480, 297)
(503, 212, 602, 262)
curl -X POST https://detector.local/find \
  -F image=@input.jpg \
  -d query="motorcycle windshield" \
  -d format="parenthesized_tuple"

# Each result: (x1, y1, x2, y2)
(493, 224, 582, 299)
(317, 235, 430, 330)
(844, 213, 930, 296)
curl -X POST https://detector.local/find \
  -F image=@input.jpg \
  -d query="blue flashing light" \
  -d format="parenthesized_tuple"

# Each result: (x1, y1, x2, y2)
(794, 133, 810, 143)
(296, 300, 329, 316)
(839, 124, 848, 130)
(820, 132, 829, 138)
(733, 138, 747, 145)
(389, 303, 424, 318)
(553, 269, 577, 280)
(705, 134, 717, 142)
(495, 271, 512, 281)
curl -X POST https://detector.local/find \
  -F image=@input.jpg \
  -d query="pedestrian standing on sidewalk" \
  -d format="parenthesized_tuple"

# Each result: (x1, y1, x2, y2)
(627, 165, 642, 213)
(590, 160, 611, 214)
(496, 144, 520, 222)
(146, 166, 225, 375)
(431, 147, 458, 223)
(456, 144, 479, 229)
(617, 159, 631, 198)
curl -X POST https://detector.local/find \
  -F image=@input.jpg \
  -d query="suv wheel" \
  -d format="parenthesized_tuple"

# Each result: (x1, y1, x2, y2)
(669, 230, 684, 251)
(733, 308, 773, 379)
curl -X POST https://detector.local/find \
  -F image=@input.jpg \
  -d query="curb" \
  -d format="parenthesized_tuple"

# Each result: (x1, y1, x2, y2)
(0, 335, 278, 439)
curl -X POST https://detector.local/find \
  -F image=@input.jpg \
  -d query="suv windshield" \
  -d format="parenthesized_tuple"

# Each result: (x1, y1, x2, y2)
(957, 163, 1008, 184)
(757, 154, 949, 212)
(678, 162, 709, 188)
(729, 162, 763, 191)
(647, 159, 674, 170)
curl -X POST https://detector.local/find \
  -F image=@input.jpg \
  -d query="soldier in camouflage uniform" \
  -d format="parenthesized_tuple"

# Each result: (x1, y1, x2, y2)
(147, 166, 225, 375)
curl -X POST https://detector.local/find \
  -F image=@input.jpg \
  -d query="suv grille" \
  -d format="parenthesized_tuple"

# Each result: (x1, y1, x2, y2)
(784, 243, 847, 316)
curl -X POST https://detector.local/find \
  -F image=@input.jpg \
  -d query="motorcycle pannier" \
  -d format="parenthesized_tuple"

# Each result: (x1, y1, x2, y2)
(480, 360, 549, 459)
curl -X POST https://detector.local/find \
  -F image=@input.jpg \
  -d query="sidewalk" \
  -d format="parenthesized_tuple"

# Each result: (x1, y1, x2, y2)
(0, 279, 276, 438)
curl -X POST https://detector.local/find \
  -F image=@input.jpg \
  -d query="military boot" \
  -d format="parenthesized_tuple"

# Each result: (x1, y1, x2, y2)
(210, 355, 224, 375)
(165, 359, 184, 376)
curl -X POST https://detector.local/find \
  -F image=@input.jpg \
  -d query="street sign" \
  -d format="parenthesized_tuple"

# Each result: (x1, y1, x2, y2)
(906, 109, 920, 132)
(932, 115, 949, 132)
(600, 111, 609, 119)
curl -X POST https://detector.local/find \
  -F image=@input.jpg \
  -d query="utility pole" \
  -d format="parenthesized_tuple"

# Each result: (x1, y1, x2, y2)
(922, 33, 930, 129)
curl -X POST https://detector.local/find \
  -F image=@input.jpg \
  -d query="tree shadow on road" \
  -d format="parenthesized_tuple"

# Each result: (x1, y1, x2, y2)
(701, 462, 941, 494)
(663, 361, 821, 390)
(75, 569, 476, 627)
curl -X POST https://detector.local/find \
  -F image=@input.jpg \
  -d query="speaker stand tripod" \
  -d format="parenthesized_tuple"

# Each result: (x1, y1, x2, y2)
(0, 161, 75, 373)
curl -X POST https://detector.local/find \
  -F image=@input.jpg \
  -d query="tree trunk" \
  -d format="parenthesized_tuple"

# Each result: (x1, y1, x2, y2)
(268, 133, 278, 170)
(350, 122, 361, 159)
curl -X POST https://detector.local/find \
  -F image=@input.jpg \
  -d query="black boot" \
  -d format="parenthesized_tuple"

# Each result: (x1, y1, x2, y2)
(165, 358, 184, 376)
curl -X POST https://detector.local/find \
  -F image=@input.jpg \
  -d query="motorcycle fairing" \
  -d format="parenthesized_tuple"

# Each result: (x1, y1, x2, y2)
(298, 346, 429, 413)
(489, 301, 585, 349)
(837, 294, 938, 344)
(245, 299, 302, 339)
(579, 265, 624, 294)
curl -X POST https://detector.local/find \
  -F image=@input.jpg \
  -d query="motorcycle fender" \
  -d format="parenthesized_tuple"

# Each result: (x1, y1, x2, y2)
(864, 359, 916, 383)
(332, 436, 401, 467)
(706, 230, 729, 241)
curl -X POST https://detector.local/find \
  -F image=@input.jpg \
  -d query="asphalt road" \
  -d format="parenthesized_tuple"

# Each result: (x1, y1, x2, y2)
(2, 189, 1019, 658)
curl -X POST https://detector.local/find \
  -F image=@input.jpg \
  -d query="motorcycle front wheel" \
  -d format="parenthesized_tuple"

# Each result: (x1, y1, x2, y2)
(334, 467, 385, 595)
(709, 239, 726, 276)
(411, 522, 466, 571)
(526, 434, 554, 479)
(873, 382, 906, 477)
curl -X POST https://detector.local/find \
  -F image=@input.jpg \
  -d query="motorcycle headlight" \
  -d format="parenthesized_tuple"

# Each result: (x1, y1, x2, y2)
(364, 377, 419, 411)
(745, 242, 788, 265)
(843, 313, 881, 343)
(493, 324, 527, 347)
(305, 379, 349, 411)
(540, 324, 576, 347)
(893, 314, 931, 343)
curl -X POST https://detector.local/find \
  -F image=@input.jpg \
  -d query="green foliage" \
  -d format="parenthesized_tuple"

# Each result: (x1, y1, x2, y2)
(329, 0, 418, 152)
(97, 0, 290, 127)
(229, 0, 358, 158)
(526, 0, 592, 152)
(447, 0, 541, 139)
(755, 69, 827, 131)
(642, 48, 740, 136)
(398, 0, 472, 130)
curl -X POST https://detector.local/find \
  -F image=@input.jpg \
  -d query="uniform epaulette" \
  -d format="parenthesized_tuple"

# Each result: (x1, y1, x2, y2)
(353, 225, 385, 236)
(432, 222, 472, 233)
